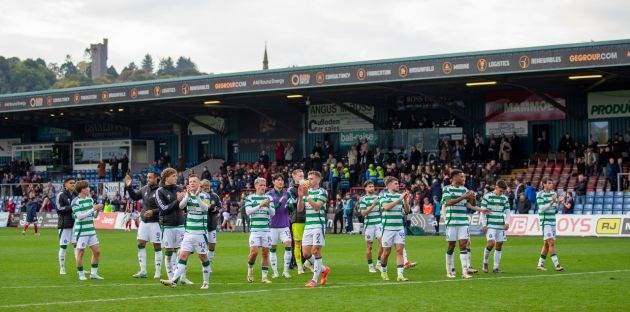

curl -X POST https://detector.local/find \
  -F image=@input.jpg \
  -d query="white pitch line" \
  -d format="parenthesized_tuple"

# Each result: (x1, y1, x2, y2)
(0, 269, 628, 309)
(0, 281, 256, 290)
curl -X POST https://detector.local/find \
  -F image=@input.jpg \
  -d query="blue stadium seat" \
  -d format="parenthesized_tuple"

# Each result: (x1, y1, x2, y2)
(574, 204, 584, 213)
(614, 191, 623, 198)
(593, 209, 603, 215)
(596, 191, 604, 197)
(584, 204, 593, 214)
(624, 192, 630, 198)
(595, 197, 604, 204)
(613, 204, 623, 213)
(604, 197, 614, 204)
(614, 197, 624, 204)
(586, 196, 595, 204)
(593, 204, 604, 211)
(604, 191, 614, 197)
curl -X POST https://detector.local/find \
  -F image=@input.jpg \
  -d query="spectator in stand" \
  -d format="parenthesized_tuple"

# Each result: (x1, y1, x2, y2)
(97, 160, 106, 181)
(312, 141, 324, 159)
(121, 154, 129, 177)
(333, 194, 344, 234)
(284, 142, 294, 163)
(111, 156, 119, 182)
(422, 197, 433, 215)
(558, 133, 574, 155)
(499, 138, 512, 171)
(524, 182, 537, 214)
(607, 158, 621, 191)
(561, 193, 574, 214)
(584, 148, 597, 176)
(342, 192, 355, 233)
(324, 140, 334, 157)
(432, 196, 441, 235)
(259, 150, 270, 168)
(574, 175, 587, 206)
(201, 166, 211, 181)
(410, 193, 421, 214)
(40, 196, 52, 212)
(274, 142, 285, 165)
(513, 178, 525, 212)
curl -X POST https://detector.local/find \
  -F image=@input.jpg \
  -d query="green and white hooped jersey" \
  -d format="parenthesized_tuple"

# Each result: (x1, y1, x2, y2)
(358, 194, 381, 227)
(481, 192, 510, 230)
(245, 194, 275, 232)
(537, 191, 557, 227)
(184, 194, 208, 235)
(378, 191, 405, 231)
(441, 185, 470, 227)
(72, 197, 96, 237)
(303, 188, 327, 230)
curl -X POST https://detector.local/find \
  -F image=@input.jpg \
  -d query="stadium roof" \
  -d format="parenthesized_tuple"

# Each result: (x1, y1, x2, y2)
(1, 38, 630, 113)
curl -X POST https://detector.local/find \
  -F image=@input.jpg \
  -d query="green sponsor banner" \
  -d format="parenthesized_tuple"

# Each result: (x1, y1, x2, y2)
(588, 90, 630, 119)
(339, 131, 376, 147)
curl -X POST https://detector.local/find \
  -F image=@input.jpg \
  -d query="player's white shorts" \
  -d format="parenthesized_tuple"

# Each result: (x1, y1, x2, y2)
(58, 228, 76, 246)
(270, 227, 292, 244)
(542, 225, 556, 240)
(445, 226, 470, 241)
(180, 234, 209, 255)
(207, 230, 217, 244)
(381, 229, 405, 248)
(364, 225, 383, 242)
(161, 227, 185, 249)
(137, 221, 161, 243)
(485, 228, 507, 242)
(249, 231, 272, 248)
(76, 235, 99, 249)
(302, 228, 325, 246)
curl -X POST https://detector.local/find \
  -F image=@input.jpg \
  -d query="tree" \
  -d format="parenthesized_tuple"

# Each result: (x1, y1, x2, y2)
(141, 54, 154, 74)
(175, 56, 201, 76)
(59, 55, 78, 79)
(107, 65, 119, 79)
(8, 58, 56, 93)
(157, 57, 176, 77)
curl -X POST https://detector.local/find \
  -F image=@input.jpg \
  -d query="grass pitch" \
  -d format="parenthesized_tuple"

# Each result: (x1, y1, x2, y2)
(0, 229, 629, 311)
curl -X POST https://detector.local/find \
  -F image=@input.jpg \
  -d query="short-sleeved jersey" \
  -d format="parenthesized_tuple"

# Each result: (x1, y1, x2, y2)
(358, 194, 381, 227)
(245, 194, 275, 232)
(441, 185, 470, 227)
(537, 191, 557, 227)
(303, 188, 327, 230)
(184, 194, 208, 235)
(481, 192, 510, 229)
(378, 191, 405, 231)
(72, 197, 96, 237)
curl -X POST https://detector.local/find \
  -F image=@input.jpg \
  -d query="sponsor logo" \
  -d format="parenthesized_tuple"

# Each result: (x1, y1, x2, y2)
(531, 56, 562, 65)
(442, 62, 452, 74)
(508, 215, 530, 235)
(519, 56, 530, 69)
(356, 68, 367, 81)
(315, 72, 325, 84)
(596, 218, 621, 235)
(214, 80, 247, 89)
(477, 59, 487, 72)
(409, 65, 435, 73)
(181, 83, 190, 95)
(153, 86, 161, 97)
(569, 52, 618, 62)
(398, 65, 409, 78)
(622, 218, 630, 235)
(73, 93, 81, 104)
(29, 97, 43, 108)
(46, 96, 53, 106)
(130, 88, 138, 99)
(290, 74, 310, 86)
(100, 91, 109, 102)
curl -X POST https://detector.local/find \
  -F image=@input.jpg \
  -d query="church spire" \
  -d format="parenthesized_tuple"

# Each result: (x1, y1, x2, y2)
(262, 42, 269, 70)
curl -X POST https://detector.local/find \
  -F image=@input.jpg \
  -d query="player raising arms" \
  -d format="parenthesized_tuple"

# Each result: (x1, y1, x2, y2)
(71, 180, 104, 280)
(378, 177, 411, 282)
(161, 174, 212, 289)
(358, 180, 383, 273)
(125, 172, 162, 279)
(536, 177, 564, 272)
(56, 177, 76, 275)
(297, 171, 331, 288)
(441, 169, 489, 279)
(245, 177, 276, 284)
(481, 180, 511, 273)
(267, 173, 293, 279)
(200, 179, 221, 273)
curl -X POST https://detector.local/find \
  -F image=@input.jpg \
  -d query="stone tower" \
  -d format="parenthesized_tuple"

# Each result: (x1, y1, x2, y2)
(90, 38, 108, 80)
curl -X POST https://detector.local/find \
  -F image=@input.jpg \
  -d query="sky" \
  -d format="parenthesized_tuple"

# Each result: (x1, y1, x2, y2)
(1, 0, 630, 74)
